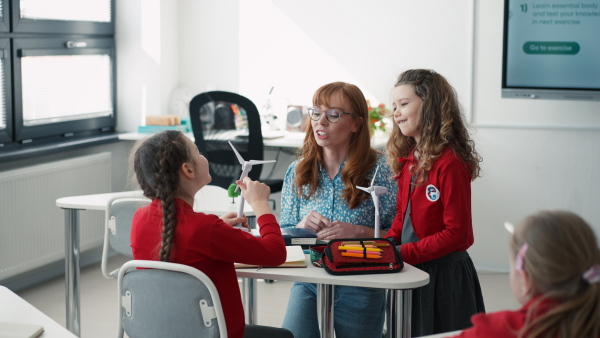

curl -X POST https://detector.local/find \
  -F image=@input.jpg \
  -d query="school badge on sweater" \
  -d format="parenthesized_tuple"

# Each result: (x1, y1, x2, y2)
(426, 184, 440, 202)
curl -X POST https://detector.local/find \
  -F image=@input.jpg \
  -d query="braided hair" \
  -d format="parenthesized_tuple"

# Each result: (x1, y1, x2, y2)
(131, 130, 193, 262)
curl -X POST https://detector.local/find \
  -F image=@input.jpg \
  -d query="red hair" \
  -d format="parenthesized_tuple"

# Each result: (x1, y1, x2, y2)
(294, 82, 378, 209)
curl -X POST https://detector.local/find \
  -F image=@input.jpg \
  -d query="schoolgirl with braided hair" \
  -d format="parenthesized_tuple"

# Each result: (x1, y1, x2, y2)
(451, 210, 600, 337)
(130, 130, 292, 338)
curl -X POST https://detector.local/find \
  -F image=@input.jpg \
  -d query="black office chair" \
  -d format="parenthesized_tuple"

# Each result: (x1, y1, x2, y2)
(189, 91, 283, 196)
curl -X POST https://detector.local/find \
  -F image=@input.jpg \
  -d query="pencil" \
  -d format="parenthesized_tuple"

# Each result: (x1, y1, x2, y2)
(338, 246, 382, 252)
(341, 241, 390, 247)
(342, 252, 381, 259)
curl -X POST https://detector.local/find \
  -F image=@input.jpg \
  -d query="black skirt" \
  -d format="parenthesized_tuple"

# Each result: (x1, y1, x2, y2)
(410, 251, 486, 337)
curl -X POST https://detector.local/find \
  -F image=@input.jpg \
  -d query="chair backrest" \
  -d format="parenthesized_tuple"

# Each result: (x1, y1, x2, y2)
(101, 195, 150, 279)
(189, 91, 265, 189)
(117, 260, 227, 338)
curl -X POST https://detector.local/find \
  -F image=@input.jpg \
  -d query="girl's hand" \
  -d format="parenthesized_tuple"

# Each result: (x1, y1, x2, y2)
(236, 177, 270, 204)
(297, 210, 330, 233)
(236, 177, 271, 218)
(316, 221, 368, 240)
(219, 212, 250, 231)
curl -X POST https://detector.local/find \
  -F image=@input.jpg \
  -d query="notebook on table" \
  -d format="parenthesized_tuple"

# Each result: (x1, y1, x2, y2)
(250, 227, 322, 246)
(0, 322, 44, 338)
(280, 227, 318, 245)
(234, 245, 307, 268)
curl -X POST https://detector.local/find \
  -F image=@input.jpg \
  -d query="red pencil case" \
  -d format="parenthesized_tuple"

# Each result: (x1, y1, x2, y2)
(314, 238, 404, 275)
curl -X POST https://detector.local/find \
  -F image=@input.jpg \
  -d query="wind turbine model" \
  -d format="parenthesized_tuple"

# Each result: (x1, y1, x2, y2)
(356, 165, 388, 237)
(228, 141, 276, 230)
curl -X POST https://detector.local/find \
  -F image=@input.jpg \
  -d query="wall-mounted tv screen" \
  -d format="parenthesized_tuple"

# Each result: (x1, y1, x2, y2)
(502, 0, 600, 101)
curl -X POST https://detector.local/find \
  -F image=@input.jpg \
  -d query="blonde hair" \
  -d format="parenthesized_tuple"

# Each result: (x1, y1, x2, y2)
(295, 81, 377, 209)
(385, 69, 481, 184)
(511, 210, 600, 338)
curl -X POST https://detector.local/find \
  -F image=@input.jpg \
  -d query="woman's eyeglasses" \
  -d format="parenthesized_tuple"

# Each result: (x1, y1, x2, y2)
(308, 107, 351, 123)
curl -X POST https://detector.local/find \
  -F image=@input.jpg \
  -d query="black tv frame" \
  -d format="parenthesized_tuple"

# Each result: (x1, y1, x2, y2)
(501, 0, 600, 101)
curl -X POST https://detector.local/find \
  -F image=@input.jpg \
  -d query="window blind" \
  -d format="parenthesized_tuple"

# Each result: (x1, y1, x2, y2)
(21, 54, 113, 126)
(20, 0, 111, 23)
(0, 58, 5, 130)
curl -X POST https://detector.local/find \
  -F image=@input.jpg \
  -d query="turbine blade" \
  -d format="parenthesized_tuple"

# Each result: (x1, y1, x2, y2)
(238, 166, 251, 181)
(356, 186, 370, 193)
(248, 160, 276, 165)
(371, 165, 380, 187)
(228, 141, 245, 165)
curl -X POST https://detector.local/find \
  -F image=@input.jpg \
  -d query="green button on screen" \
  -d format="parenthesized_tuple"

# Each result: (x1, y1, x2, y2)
(523, 42, 580, 54)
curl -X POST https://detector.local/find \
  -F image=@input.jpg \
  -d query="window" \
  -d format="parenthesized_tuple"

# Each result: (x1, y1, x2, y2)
(13, 0, 113, 35)
(0, 38, 11, 144)
(0, 0, 115, 154)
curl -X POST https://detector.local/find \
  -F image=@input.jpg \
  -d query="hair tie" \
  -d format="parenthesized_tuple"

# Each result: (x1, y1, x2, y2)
(515, 243, 528, 271)
(583, 265, 600, 284)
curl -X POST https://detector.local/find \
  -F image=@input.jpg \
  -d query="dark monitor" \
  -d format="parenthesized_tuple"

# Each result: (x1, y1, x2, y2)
(502, 0, 600, 101)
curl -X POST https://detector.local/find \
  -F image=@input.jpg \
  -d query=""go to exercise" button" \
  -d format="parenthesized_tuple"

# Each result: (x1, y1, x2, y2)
(523, 42, 580, 54)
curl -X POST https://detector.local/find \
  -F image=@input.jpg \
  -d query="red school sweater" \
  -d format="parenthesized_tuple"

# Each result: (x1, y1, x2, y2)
(131, 198, 286, 338)
(386, 146, 474, 265)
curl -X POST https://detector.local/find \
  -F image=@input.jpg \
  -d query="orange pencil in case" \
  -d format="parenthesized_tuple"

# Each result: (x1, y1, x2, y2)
(345, 250, 381, 256)
(342, 244, 378, 248)
(338, 246, 382, 252)
(341, 241, 390, 247)
(342, 252, 381, 259)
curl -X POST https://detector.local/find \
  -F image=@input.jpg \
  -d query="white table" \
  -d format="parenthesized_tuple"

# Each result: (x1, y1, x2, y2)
(56, 185, 253, 336)
(236, 255, 429, 338)
(118, 130, 389, 150)
(0, 286, 78, 338)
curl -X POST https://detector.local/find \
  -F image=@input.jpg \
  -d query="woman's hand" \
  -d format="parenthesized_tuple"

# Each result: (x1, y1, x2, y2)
(219, 212, 250, 231)
(297, 210, 330, 232)
(316, 221, 370, 240)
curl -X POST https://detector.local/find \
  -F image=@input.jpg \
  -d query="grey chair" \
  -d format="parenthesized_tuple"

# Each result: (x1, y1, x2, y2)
(101, 196, 150, 279)
(117, 260, 227, 338)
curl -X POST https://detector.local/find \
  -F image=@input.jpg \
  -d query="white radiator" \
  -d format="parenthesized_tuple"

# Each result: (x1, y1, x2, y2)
(0, 153, 112, 281)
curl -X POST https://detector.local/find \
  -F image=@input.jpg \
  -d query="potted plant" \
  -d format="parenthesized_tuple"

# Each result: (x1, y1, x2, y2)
(367, 100, 389, 135)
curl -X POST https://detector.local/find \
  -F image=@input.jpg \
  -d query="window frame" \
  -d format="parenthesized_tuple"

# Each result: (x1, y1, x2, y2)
(12, 37, 116, 142)
(0, 38, 12, 143)
(0, 0, 116, 153)
(11, 0, 114, 35)
(0, 0, 9, 32)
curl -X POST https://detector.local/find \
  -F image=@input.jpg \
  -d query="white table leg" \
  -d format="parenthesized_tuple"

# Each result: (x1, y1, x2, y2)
(387, 289, 412, 338)
(241, 277, 257, 324)
(64, 208, 81, 337)
(317, 284, 334, 338)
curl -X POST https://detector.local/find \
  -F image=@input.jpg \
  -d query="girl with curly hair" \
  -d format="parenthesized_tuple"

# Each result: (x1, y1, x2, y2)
(385, 69, 485, 336)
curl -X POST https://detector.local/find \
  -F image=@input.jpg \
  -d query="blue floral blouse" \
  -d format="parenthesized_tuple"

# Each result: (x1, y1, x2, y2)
(280, 154, 398, 230)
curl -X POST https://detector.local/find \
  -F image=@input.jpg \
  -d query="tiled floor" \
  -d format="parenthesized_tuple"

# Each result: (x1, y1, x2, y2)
(15, 255, 519, 338)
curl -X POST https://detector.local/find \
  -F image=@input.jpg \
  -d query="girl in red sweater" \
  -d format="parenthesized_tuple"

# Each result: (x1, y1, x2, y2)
(452, 210, 600, 338)
(385, 69, 485, 336)
(130, 130, 292, 338)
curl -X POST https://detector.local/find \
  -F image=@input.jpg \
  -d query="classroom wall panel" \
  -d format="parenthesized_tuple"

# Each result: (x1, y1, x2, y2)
(0, 153, 111, 281)
(469, 128, 600, 271)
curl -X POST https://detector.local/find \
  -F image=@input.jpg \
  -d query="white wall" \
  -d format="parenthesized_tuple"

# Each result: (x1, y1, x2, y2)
(174, 0, 474, 129)
(469, 1, 600, 271)
(116, 0, 179, 132)
(116, 0, 600, 272)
